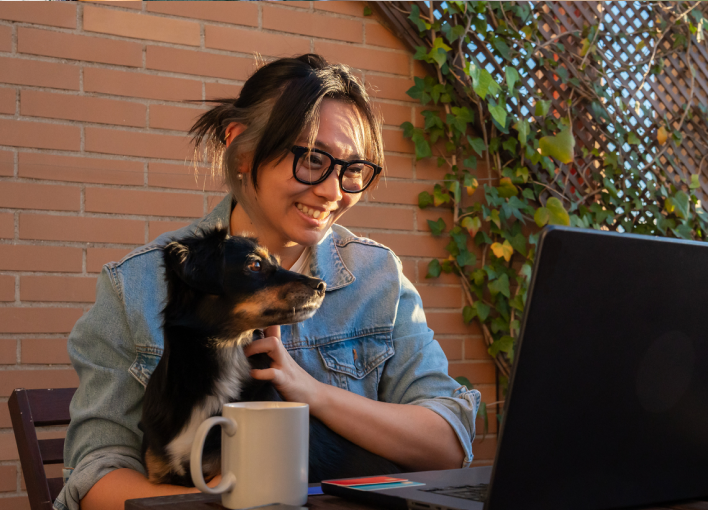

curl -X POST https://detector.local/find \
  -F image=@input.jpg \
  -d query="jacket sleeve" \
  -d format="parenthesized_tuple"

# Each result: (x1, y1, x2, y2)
(54, 266, 147, 510)
(377, 259, 482, 468)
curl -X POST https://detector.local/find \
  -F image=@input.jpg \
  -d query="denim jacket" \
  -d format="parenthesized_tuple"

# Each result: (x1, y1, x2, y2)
(54, 195, 481, 510)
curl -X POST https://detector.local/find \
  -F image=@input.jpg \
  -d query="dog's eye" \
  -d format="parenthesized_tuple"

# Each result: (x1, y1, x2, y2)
(247, 260, 262, 272)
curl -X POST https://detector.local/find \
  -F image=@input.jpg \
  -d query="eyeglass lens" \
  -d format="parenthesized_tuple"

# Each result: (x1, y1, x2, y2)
(296, 151, 375, 192)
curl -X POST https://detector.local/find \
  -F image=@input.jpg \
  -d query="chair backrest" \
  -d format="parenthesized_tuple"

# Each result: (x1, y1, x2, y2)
(9, 388, 76, 510)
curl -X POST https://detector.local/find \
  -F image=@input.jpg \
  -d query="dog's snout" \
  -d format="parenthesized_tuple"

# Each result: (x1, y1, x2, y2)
(316, 281, 326, 293)
(305, 277, 326, 292)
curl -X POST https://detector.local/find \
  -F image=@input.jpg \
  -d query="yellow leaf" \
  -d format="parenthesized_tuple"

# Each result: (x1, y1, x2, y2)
(491, 240, 513, 262)
(433, 195, 445, 207)
(657, 126, 668, 146)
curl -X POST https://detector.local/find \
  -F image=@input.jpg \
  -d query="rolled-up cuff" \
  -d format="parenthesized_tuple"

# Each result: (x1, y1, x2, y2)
(410, 387, 481, 468)
(53, 446, 146, 510)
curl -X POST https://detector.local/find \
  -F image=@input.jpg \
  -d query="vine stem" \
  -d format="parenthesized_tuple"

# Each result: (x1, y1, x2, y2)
(453, 260, 511, 378)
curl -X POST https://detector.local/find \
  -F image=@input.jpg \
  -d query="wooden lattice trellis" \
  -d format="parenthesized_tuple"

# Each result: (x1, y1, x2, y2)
(374, 1, 708, 208)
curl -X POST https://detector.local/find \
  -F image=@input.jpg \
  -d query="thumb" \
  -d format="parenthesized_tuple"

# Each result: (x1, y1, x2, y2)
(264, 325, 281, 339)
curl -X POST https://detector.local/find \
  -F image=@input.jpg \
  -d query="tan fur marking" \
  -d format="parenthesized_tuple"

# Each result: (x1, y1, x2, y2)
(255, 247, 270, 259)
(145, 449, 172, 484)
(232, 287, 281, 318)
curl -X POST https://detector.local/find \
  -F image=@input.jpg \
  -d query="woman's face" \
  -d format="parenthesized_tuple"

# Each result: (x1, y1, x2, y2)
(242, 99, 367, 248)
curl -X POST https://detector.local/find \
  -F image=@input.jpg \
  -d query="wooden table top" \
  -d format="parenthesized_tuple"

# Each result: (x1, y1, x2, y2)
(124, 491, 708, 510)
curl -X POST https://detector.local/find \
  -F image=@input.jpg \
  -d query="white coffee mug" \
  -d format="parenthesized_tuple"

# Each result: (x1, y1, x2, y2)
(190, 401, 309, 509)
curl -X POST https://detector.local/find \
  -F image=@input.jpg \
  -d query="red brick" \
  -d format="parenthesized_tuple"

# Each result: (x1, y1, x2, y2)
(0, 57, 79, 91)
(417, 208, 454, 233)
(0, 464, 17, 491)
(21, 90, 146, 128)
(85, 188, 203, 218)
(465, 337, 492, 360)
(0, 496, 29, 510)
(85, 127, 191, 161)
(17, 27, 142, 67)
(0, 87, 16, 115)
(427, 311, 481, 335)
(416, 284, 462, 309)
(21, 464, 64, 491)
(0, 2, 76, 28)
(146, 1, 258, 26)
(205, 82, 242, 100)
(0, 402, 9, 428)
(149, 220, 192, 241)
(447, 360, 495, 385)
(205, 25, 311, 58)
(382, 154, 413, 179)
(0, 149, 13, 177)
(0, 275, 14, 302)
(314, 41, 409, 76)
(0, 308, 84, 335)
(87, 247, 133, 273)
(20, 276, 97, 303)
(149, 104, 206, 132)
(20, 338, 69, 365)
(102, 1, 142, 9)
(0, 213, 13, 239)
(206, 194, 227, 212)
(366, 22, 409, 50)
(20, 214, 145, 244)
(263, 5, 363, 43)
(376, 101, 412, 127)
(0, 182, 80, 212)
(148, 162, 226, 192)
(19, 152, 144, 186)
(83, 5, 200, 46)
(366, 75, 415, 102)
(282, 2, 313, 9)
(0, 119, 80, 151)
(382, 128, 414, 154)
(369, 231, 448, 258)
(314, 2, 369, 17)
(399, 257, 416, 282)
(0, 339, 16, 364)
(470, 434, 497, 460)
(416, 156, 449, 180)
(0, 245, 82, 272)
(437, 337, 463, 361)
(0, 24, 9, 52)
(146, 46, 253, 81)
(0, 368, 79, 398)
(369, 180, 434, 205)
(84, 68, 202, 102)
(337, 205, 413, 230)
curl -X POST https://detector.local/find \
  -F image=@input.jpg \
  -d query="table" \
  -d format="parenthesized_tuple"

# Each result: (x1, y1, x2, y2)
(125, 492, 708, 510)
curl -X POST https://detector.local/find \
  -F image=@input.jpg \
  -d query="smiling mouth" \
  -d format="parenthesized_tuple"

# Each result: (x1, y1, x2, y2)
(296, 203, 330, 221)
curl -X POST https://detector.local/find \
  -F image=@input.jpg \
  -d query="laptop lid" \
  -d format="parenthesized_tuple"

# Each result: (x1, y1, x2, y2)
(487, 226, 708, 510)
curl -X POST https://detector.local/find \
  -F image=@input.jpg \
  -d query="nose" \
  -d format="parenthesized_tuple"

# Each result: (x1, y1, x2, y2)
(306, 277, 326, 292)
(312, 164, 343, 202)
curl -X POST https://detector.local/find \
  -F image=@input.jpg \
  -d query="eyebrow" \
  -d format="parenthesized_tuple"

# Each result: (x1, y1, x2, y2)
(312, 140, 363, 161)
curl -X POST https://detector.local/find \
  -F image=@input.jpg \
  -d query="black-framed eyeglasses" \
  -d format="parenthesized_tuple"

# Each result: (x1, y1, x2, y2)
(291, 146, 382, 194)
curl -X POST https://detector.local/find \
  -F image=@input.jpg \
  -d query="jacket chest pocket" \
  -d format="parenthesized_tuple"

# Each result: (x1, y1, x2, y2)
(317, 333, 394, 398)
(129, 345, 163, 388)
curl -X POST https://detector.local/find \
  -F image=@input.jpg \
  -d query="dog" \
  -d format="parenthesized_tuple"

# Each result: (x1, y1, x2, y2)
(140, 226, 401, 486)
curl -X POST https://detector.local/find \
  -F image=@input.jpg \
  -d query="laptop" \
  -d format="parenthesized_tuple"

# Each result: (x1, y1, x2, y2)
(322, 226, 708, 510)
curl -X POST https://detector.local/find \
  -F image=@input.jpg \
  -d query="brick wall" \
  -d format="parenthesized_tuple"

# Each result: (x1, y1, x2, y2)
(0, 2, 496, 506)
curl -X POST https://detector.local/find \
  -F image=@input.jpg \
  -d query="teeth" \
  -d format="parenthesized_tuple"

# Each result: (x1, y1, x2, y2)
(297, 203, 329, 220)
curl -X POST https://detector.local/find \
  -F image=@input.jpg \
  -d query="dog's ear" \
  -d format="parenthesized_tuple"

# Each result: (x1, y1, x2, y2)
(163, 228, 228, 295)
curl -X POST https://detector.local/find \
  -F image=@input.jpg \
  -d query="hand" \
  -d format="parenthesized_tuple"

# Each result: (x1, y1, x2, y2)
(243, 326, 324, 406)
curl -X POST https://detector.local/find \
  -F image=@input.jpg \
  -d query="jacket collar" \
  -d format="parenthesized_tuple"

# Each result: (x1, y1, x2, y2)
(202, 195, 355, 292)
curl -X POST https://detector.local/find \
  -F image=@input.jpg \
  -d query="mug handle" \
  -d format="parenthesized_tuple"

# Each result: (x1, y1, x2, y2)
(190, 416, 237, 494)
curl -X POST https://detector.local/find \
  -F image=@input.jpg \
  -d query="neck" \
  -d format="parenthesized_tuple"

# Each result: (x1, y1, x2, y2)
(229, 200, 305, 269)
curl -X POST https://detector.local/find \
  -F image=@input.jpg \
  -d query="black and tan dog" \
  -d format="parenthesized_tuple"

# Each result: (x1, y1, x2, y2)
(140, 226, 400, 486)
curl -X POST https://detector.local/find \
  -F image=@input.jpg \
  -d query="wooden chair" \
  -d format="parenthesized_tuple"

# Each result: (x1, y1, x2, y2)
(9, 388, 76, 510)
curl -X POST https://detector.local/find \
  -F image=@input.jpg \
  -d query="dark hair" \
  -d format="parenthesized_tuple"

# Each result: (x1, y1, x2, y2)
(190, 54, 383, 194)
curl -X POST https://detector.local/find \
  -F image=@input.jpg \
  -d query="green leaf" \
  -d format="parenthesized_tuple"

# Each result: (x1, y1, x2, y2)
(627, 132, 641, 145)
(363, 5, 373, 16)
(535, 99, 551, 117)
(488, 335, 514, 360)
(505, 66, 520, 93)
(673, 191, 690, 219)
(690, 174, 701, 189)
(514, 119, 530, 147)
(472, 67, 501, 99)
(534, 207, 550, 227)
(488, 273, 510, 298)
(427, 218, 446, 236)
(454, 375, 474, 389)
(522, 188, 535, 200)
(475, 302, 490, 322)
(457, 249, 476, 267)
(489, 104, 507, 128)
(468, 136, 487, 157)
(497, 177, 518, 198)
(408, 4, 429, 32)
(462, 216, 482, 237)
(506, 232, 527, 257)
(418, 191, 433, 209)
(426, 258, 442, 278)
(462, 306, 477, 324)
(502, 138, 517, 153)
(539, 128, 575, 164)
(546, 197, 570, 226)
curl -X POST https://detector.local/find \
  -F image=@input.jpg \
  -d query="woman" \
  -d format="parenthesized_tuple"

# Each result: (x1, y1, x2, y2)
(55, 54, 480, 510)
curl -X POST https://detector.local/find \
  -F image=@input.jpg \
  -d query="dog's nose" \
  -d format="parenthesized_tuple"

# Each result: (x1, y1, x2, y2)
(306, 278, 326, 292)
(316, 281, 326, 292)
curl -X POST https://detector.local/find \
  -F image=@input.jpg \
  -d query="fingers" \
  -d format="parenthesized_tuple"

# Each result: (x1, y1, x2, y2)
(264, 325, 281, 339)
(250, 367, 279, 382)
(243, 334, 282, 358)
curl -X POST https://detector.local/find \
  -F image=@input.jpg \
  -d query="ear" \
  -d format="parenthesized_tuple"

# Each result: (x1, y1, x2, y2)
(224, 122, 246, 148)
(163, 228, 228, 295)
